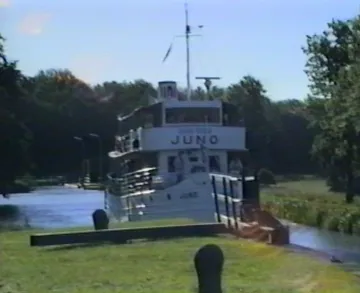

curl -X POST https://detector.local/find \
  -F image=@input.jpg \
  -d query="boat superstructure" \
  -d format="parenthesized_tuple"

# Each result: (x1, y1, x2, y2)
(105, 4, 248, 222)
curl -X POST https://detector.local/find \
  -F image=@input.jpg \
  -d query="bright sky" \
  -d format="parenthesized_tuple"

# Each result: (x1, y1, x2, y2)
(1, 0, 359, 100)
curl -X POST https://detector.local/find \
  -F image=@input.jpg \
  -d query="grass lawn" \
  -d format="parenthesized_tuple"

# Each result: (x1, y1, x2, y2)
(1, 219, 360, 293)
(261, 178, 360, 205)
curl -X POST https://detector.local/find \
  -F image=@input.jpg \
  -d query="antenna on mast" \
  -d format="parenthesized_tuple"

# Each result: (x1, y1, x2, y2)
(195, 76, 221, 100)
(181, 3, 202, 101)
(185, 3, 191, 101)
(167, 3, 201, 101)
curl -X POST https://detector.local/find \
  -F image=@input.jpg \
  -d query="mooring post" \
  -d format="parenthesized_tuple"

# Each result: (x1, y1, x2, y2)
(92, 209, 109, 230)
(222, 177, 231, 228)
(229, 180, 238, 230)
(194, 244, 224, 293)
(253, 171, 260, 207)
(211, 176, 221, 223)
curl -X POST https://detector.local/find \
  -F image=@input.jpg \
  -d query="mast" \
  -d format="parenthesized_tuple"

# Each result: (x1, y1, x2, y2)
(185, 3, 191, 101)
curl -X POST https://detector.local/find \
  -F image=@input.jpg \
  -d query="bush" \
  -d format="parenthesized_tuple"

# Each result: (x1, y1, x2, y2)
(8, 180, 33, 194)
(36, 176, 65, 186)
(0, 205, 20, 221)
(258, 168, 276, 185)
(352, 219, 360, 235)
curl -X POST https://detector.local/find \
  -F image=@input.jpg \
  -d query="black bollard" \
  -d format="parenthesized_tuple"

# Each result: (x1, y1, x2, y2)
(194, 244, 224, 293)
(92, 209, 109, 230)
(330, 255, 343, 263)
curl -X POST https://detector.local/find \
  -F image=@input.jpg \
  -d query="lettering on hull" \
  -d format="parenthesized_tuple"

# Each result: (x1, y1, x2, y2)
(180, 191, 199, 199)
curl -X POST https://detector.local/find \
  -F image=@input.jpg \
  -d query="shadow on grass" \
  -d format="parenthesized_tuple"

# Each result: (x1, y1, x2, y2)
(44, 235, 225, 252)
(45, 242, 117, 251)
(0, 225, 33, 232)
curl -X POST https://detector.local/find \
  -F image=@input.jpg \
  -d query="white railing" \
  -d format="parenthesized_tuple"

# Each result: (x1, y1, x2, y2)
(106, 167, 157, 197)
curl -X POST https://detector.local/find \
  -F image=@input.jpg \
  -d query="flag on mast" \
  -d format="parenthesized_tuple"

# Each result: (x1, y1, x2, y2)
(162, 42, 173, 63)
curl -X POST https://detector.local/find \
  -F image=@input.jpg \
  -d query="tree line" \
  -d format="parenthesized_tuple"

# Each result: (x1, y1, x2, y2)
(1, 13, 360, 201)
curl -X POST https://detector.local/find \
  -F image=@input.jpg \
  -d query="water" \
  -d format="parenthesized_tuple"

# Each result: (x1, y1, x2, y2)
(1, 186, 360, 264)
(289, 222, 360, 263)
(0, 186, 103, 229)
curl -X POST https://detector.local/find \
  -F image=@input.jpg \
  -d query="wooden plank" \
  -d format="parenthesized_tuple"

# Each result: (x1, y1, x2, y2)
(259, 226, 275, 232)
(30, 223, 227, 247)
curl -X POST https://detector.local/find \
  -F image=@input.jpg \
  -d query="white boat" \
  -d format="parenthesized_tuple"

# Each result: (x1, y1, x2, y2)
(104, 6, 253, 223)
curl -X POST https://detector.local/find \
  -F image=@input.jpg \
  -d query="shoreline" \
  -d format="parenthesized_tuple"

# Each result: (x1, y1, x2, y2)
(285, 243, 334, 261)
(284, 243, 360, 279)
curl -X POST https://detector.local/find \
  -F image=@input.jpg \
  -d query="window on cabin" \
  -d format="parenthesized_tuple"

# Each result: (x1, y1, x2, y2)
(165, 107, 220, 124)
(167, 156, 176, 172)
(167, 86, 174, 98)
(209, 155, 220, 172)
(144, 114, 154, 128)
(168, 153, 187, 173)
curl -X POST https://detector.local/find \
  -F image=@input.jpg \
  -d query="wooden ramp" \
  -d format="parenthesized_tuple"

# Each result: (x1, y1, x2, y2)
(217, 213, 290, 245)
(30, 223, 227, 247)
(210, 174, 289, 246)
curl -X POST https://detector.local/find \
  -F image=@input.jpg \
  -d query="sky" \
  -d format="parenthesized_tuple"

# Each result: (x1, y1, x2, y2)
(0, 0, 359, 101)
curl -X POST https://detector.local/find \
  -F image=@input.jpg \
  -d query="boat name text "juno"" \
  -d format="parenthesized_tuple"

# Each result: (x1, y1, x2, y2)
(170, 135, 219, 145)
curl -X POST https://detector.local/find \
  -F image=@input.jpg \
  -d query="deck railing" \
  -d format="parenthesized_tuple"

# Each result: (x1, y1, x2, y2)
(107, 167, 157, 196)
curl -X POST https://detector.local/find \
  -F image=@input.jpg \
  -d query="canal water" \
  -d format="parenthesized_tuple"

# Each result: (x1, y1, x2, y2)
(1, 186, 360, 264)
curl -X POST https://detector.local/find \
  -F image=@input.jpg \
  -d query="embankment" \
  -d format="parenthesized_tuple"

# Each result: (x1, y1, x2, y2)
(261, 191, 360, 236)
(5, 176, 65, 195)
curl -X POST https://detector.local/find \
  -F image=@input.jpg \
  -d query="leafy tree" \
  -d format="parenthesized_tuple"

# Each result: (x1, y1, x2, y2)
(303, 16, 360, 202)
(226, 76, 272, 167)
(0, 34, 32, 196)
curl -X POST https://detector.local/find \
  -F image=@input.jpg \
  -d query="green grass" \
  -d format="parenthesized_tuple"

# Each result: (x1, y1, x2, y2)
(1, 219, 360, 293)
(262, 178, 335, 196)
(261, 178, 360, 205)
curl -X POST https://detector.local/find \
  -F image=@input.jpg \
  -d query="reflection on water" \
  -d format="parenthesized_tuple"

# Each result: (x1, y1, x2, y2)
(1, 186, 360, 263)
(289, 222, 360, 263)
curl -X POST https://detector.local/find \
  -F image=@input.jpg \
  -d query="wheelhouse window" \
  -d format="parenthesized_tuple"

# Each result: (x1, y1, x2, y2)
(165, 107, 220, 124)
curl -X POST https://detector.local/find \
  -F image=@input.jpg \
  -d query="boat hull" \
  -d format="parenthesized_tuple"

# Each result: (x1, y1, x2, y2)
(105, 173, 244, 223)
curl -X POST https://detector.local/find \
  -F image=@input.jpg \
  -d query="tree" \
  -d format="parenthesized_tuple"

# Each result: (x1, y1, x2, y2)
(226, 76, 273, 167)
(269, 100, 315, 174)
(303, 15, 360, 202)
(0, 34, 32, 196)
